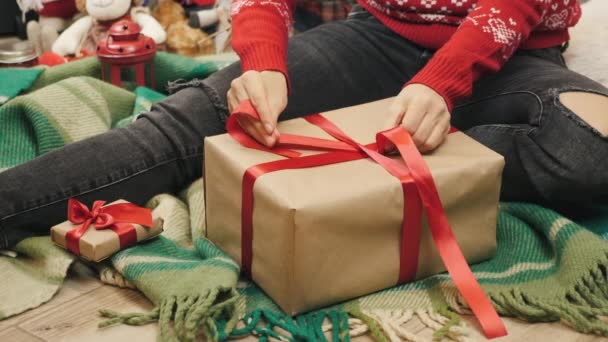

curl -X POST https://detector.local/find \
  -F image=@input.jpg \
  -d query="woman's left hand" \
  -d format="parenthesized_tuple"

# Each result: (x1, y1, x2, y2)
(384, 84, 451, 153)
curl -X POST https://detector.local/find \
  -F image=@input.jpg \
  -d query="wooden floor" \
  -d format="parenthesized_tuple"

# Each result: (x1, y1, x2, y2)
(0, 263, 605, 342)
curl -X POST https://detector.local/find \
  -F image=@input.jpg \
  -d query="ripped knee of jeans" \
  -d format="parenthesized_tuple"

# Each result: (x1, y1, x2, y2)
(554, 88, 608, 137)
(166, 78, 230, 124)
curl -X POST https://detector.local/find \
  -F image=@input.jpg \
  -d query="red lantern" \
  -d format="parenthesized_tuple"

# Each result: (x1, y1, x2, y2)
(97, 20, 157, 89)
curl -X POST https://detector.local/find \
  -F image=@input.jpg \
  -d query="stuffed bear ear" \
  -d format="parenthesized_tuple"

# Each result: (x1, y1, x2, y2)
(75, 0, 87, 14)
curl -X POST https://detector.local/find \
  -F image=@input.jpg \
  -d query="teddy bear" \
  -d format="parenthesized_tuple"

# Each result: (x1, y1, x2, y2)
(17, 0, 80, 54)
(52, 0, 166, 57)
(186, 0, 231, 54)
(151, 0, 213, 56)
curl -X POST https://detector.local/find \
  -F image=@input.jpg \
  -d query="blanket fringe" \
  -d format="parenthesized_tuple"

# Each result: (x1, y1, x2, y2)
(227, 309, 364, 341)
(98, 288, 242, 342)
(97, 253, 608, 340)
(360, 308, 472, 342)
(224, 307, 469, 342)
(489, 267, 608, 335)
(447, 253, 608, 337)
(98, 301, 468, 341)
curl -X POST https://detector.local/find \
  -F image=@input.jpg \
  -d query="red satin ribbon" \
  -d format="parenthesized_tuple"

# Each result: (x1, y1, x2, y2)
(226, 100, 507, 339)
(65, 198, 153, 256)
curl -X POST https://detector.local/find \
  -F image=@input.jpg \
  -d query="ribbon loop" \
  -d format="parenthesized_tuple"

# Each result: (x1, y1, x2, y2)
(67, 198, 95, 224)
(91, 201, 106, 217)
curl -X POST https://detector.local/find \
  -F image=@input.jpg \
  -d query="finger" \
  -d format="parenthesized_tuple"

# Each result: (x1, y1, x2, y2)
(267, 98, 286, 132)
(400, 102, 427, 135)
(383, 104, 406, 131)
(419, 116, 450, 153)
(266, 96, 285, 139)
(242, 73, 274, 135)
(231, 79, 249, 103)
(235, 115, 255, 137)
(237, 116, 267, 146)
(231, 81, 276, 148)
(411, 110, 439, 147)
(248, 116, 274, 144)
(271, 126, 280, 141)
(227, 89, 237, 114)
(383, 94, 410, 130)
(239, 116, 277, 147)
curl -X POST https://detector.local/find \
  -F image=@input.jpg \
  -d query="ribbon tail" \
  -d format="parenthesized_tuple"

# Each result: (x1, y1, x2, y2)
(378, 127, 507, 339)
(110, 223, 140, 249)
(65, 218, 93, 256)
(102, 203, 154, 228)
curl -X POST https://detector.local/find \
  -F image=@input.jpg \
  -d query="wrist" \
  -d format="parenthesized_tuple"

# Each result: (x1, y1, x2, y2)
(261, 70, 289, 96)
(403, 81, 452, 113)
(238, 44, 291, 95)
(406, 54, 473, 112)
(238, 44, 287, 77)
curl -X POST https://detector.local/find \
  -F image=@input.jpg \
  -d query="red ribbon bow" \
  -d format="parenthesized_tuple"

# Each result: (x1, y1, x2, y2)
(226, 100, 507, 339)
(65, 198, 154, 256)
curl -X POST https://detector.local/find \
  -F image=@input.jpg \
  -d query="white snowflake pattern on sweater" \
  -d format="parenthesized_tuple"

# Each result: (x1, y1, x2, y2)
(231, 0, 292, 29)
(364, 0, 576, 30)
(451, 0, 469, 7)
(462, 6, 522, 60)
(419, 13, 449, 22)
(231, 0, 254, 16)
(543, 8, 569, 29)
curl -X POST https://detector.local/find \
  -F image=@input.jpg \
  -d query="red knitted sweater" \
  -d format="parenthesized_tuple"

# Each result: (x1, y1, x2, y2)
(231, 0, 581, 110)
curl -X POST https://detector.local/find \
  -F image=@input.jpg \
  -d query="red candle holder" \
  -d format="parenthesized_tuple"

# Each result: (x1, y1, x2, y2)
(97, 20, 157, 89)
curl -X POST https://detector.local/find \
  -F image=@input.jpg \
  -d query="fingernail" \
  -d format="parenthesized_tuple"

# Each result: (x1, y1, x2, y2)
(264, 123, 274, 135)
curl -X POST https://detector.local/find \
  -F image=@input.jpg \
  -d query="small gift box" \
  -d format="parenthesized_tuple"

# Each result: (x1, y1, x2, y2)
(51, 199, 163, 262)
(204, 98, 508, 337)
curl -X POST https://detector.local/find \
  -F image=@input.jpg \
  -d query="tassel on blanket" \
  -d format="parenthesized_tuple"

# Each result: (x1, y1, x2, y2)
(226, 309, 356, 341)
(437, 250, 608, 339)
(353, 308, 472, 342)
(346, 307, 389, 342)
(99, 288, 242, 342)
(487, 261, 608, 335)
(229, 307, 470, 342)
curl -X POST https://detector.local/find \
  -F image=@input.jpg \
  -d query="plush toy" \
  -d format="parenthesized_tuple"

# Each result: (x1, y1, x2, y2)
(17, 0, 80, 54)
(52, 0, 166, 56)
(152, 0, 213, 56)
(186, 0, 231, 54)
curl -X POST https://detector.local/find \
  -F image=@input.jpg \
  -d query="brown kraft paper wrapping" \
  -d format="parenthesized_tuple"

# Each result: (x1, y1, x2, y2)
(204, 98, 505, 315)
(51, 200, 164, 262)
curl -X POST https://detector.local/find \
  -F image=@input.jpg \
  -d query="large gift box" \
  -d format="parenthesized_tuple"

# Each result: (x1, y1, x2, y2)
(51, 199, 163, 262)
(204, 98, 506, 335)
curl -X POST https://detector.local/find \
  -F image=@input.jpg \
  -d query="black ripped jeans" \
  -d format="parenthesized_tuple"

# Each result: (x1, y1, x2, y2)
(1, 7, 607, 249)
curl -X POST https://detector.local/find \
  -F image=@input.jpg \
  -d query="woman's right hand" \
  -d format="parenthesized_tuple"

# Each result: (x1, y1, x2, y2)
(227, 70, 289, 148)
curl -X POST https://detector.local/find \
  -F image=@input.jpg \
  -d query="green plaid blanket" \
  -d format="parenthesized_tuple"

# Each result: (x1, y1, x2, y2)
(1, 58, 608, 341)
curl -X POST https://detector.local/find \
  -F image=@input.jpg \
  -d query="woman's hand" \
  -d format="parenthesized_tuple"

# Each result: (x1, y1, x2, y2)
(384, 84, 451, 153)
(227, 70, 288, 148)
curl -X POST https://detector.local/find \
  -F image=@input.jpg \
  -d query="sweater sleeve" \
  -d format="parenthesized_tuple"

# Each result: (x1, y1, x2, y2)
(406, 0, 551, 111)
(230, 0, 296, 82)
